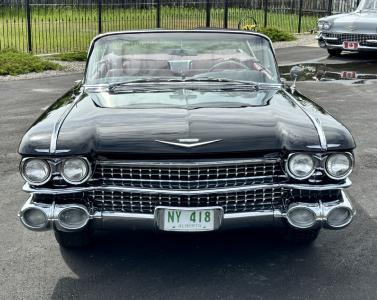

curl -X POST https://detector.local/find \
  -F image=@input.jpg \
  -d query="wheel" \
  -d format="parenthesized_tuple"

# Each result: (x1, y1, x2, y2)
(54, 226, 93, 248)
(283, 227, 321, 245)
(327, 49, 342, 57)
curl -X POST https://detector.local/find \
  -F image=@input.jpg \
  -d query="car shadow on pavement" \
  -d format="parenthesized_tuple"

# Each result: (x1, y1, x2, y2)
(50, 201, 376, 300)
(326, 52, 377, 63)
(50, 227, 321, 299)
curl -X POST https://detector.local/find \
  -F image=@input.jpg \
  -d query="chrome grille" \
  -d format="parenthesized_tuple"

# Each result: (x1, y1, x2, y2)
(36, 189, 342, 215)
(89, 188, 284, 214)
(324, 32, 377, 47)
(92, 159, 286, 190)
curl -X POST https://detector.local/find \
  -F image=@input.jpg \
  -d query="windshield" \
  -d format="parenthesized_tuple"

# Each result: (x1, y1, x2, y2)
(85, 32, 279, 86)
(358, 0, 377, 10)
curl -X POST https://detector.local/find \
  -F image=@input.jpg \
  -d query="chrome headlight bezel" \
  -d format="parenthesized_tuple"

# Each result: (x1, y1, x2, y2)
(20, 158, 52, 186)
(325, 153, 354, 180)
(61, 157, 91, 185)
(286, 153, 316, 180)
(318, 21, 331, 31)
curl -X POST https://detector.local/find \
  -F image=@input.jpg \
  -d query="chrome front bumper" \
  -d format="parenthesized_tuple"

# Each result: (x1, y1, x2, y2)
(316, 33, 377, 51)
(19, 190, 355, 232)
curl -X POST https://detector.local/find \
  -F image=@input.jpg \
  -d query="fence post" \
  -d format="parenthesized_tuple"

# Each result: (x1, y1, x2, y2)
(298, 0, 304, 33)
(328, 0, 333, 15)
(263, 0, 268, 27)
(98, 0, 103, 34)
(206, 0, 211, 27)
(25, 0, 32, 52)
(156, 0, 161, 28)
(223, 0, 228, 28)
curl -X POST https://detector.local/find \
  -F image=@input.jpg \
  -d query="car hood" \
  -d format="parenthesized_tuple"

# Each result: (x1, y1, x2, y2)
(321, 11, 377, 33)
(21, 88, 350, 157)
(18, 87, 355, 157)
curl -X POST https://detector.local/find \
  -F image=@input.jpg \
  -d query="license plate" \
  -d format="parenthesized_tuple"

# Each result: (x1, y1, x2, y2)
(341, 71, 357, 79)
(343, 41, 359, 50)
(155, 207, 223, 232)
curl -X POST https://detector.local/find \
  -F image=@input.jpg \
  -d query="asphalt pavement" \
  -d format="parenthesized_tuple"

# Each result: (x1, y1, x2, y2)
(0, 46, 376, 300)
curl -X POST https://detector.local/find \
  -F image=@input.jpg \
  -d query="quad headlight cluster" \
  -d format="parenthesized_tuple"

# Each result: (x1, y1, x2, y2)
(286, 153, 353, 180)
(21, 157, 91, 186)
(317, 21, 332, 30)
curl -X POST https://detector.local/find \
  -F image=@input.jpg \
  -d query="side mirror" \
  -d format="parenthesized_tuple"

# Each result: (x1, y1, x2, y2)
(290, 66, 304, 81)
(289, 66, 304, 93)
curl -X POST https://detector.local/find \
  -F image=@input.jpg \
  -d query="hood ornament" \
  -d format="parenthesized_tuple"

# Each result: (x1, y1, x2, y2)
(156, 138, 222, 148)
(346, 24, 358, 31)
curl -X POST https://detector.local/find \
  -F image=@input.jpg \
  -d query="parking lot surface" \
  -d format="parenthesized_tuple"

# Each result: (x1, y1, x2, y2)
(1, 47, 376, 300)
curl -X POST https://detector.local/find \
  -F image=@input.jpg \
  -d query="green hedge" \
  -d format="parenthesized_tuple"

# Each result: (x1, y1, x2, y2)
(0, 50, 61, 76)
(258, 27, 296, 42)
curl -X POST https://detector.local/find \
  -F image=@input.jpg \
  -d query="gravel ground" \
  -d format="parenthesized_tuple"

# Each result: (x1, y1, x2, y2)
(0, 34, 317, 82)
(273, 34, 317, 49)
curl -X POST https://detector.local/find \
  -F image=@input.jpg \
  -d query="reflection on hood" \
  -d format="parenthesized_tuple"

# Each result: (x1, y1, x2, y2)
(90, 89, 277, 109)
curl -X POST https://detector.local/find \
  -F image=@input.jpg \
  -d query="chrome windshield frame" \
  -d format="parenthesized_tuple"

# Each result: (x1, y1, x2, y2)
(83, 29, 281, 86)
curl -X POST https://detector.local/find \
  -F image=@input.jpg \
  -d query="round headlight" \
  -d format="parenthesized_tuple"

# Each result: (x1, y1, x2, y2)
(58, 207, 89, 230)
(318, 21, 331, 30)
(327, 207, 352, 228)
(325, 153, 353, 179)
(287, 207, 317, 229)
(22, 159, 51, 185)
(22, 208, 48, 228)
(61, 158, 90, 184)
(323, 22, 331, 30)
(287, 154, 315, 180)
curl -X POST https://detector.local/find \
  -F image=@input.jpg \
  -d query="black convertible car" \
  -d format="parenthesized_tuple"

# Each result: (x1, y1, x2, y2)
(18, 30, 356, 248)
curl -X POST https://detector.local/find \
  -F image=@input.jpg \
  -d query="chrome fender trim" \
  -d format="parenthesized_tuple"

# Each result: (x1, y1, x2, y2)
(283, 89, 327, 151)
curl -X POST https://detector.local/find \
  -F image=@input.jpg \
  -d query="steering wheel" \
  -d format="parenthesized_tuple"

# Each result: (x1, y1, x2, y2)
(208, 59, 250, 72)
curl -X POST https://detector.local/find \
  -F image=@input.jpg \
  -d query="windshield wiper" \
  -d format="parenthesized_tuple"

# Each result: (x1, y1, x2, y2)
(108, 77, 260, 92)
(184, 76, 260, 86)
(108, 78, 172, 91)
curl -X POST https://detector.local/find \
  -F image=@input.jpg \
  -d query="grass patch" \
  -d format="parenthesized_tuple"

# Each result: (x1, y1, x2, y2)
(0, 6, 318, 54)
(0, 49, 61, 76)
(257, 27, 296, 42)
(54, 51, 87, 61)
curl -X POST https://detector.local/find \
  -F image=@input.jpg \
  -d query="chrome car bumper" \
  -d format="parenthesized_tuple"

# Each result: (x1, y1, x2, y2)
(19, 187, 355, 232)
(316, 32, 377, 51)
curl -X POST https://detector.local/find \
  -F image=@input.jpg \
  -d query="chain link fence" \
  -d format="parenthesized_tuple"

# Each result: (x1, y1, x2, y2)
(0, 0, 361, 54)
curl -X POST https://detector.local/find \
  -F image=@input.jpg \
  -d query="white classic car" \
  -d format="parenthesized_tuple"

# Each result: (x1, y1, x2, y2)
(317, 0, 377, 56)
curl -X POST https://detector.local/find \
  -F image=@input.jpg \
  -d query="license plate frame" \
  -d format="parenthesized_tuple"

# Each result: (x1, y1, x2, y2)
(341, 71, 357, 79)
(343, 41, 359, 50)
(155, 206, 223, 232)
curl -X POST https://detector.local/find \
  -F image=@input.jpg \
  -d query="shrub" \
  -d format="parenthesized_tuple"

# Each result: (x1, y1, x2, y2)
(257, 27, 296, 42)
(0, 49, 61, 76)
(55, 51, 87, 61)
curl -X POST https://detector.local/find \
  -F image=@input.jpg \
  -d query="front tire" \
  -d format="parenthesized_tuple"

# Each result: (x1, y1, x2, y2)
(54, 226, 93, 248)
(327, 48, 342, 57)
(283, 227, 321, 245)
